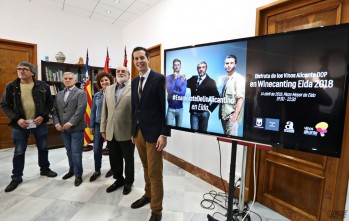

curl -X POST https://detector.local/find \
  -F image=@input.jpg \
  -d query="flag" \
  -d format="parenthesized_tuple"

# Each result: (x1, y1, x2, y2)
(123, 46, 128, 67)
(104, 47, 110, 73)
(82, 49, 93, 147)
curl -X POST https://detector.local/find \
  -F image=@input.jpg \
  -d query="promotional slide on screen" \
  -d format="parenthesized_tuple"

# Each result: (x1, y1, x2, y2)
(164, 24, 349, 157)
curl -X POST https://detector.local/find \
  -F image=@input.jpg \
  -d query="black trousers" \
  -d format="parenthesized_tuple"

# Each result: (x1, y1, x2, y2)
(107, 138, 135, 185)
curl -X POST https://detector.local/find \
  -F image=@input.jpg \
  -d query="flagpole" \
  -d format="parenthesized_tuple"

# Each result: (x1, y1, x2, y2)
(82, 48, 93, 151)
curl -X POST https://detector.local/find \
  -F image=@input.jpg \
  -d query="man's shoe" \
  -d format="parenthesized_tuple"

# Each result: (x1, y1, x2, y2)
(102, 147, 109, 155)
(40, 169, 57, 177)
(123, 184, 132, 195)
(5, 180, 22, 192)
(149, 213, 162, 221)
(105, 169, 113, 178)
(131, 195, 151, 209)
(89, 172, 101, 182)
(106, 180, 124, 193)
(74, 177, 82, 186)
(62, 172, 74, 180)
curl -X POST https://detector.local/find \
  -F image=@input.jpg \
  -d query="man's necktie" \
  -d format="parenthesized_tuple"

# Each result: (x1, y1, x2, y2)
(138, 76, 145, 100)
(64, 88, 70, 103)
(196, 77, 202, 89)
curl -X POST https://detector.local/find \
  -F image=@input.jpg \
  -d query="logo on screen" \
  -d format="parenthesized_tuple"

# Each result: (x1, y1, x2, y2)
(265, 118, 279, 131)
(315, 122, 329, 137)
(304, 126, 317, 136)
(284, 121, 295, 133)
(254, 118, 264, 128)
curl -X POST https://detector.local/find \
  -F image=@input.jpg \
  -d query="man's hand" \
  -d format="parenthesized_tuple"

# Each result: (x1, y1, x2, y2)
(55, 124, 63, 132)
(131, 136, 135, 144)
(181, 74, 186, 82)
(33, 116, 44, 126)
(156, 136, 167, 151)
(101, 132, 106, 140)
(90, 128, 94, 135)
(17, 119, 29, 129)
(229, 114, 238, 122)
(62, 123, 72, 131)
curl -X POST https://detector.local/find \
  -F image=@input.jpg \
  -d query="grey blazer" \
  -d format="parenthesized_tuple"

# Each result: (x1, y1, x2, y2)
(53, 86, 87, 132)
(100, 80, 132, 141)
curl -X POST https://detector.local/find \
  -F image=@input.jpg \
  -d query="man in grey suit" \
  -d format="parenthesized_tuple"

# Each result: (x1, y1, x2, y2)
(100, 66, 135, 195)
(53, 72, 87, 186)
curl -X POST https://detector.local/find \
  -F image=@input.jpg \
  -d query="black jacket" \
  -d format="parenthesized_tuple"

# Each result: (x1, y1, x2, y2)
(131, 70, 171, 143)
(0, 78, 53, 128)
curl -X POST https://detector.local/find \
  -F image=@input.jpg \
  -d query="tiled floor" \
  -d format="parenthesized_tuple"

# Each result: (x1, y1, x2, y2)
(0, 146, 290, 221)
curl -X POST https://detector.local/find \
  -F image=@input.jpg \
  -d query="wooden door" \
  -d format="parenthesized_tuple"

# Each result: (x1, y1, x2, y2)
(0, 39, 37, 149)
(251, 0, 349, 220)
(131, 44, 162, 80)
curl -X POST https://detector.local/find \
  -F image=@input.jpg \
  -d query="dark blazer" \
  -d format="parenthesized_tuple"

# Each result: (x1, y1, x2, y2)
(187, 74, 220, 113)
(131, 70, 171, 143)
(53, 86, 87, 132)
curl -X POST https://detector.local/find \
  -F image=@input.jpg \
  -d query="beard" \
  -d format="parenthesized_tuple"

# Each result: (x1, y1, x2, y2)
(198, 71, 206, 77)
(116, 76, 128, 84)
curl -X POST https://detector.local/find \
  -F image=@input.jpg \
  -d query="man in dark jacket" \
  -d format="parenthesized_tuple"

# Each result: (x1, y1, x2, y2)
(0, 61, 57, 192)
(186, 61, 220, 132)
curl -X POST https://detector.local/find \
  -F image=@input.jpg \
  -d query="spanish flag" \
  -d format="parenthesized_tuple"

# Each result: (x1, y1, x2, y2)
(104, 48, 110, 73)
(123, 46, 128, 67)
(82, 49, 93, 147)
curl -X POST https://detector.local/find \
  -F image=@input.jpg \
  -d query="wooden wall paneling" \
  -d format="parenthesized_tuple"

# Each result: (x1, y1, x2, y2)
(253, 1, 349, 220)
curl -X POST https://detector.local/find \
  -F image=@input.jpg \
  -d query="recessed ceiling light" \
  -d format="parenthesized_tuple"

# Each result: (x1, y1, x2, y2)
(106, 10, 111, 14)
(114, 0, 120, 3)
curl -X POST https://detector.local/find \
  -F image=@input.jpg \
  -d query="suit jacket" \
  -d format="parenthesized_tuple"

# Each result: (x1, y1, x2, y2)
(100, 80, 132, 141)
(131, 70, 171, 143)
(187, 74, 220, 113)
(53, 86, 87, 132)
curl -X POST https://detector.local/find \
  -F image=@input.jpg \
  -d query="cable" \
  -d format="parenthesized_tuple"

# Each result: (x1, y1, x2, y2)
(205, 140, 262, 221)
(217, 140, 228, 195)
(201, 190, 229, 210)
(203, 140, 240, 220)
(241, 144, 257, 221)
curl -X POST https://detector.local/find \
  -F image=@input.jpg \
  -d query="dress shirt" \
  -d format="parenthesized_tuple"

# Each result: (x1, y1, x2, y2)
(64, 86, 75, 103)
(115, 83, 126, 104)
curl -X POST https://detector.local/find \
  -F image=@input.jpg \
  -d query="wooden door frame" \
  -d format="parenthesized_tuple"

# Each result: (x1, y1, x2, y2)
(131, 44, 162, 80)
(0, 38, 37, 73)
(0, 38, 37, 148)
(247, 0, 349, 219)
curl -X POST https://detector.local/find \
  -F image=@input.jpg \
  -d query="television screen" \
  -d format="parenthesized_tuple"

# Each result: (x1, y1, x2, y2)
(164, 24, 349, 157)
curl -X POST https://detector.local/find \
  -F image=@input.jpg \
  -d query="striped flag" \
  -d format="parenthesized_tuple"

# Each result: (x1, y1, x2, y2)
(82, 49, 93, 147)
(123, 46, 128, 67)
(104, 48, 110, 73)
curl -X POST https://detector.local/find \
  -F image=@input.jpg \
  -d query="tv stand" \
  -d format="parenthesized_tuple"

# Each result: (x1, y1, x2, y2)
(208, 138, 272, 221)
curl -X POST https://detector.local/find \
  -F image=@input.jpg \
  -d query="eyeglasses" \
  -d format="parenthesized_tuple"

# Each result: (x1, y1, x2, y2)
(17, 67, 30, 72)
(116, 70, 127, 73)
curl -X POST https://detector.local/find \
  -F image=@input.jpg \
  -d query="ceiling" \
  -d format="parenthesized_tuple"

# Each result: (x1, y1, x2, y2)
(27, 0, 163, 27)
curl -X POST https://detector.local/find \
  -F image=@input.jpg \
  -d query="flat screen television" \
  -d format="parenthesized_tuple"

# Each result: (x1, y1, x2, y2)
(164, 24, 349, 157)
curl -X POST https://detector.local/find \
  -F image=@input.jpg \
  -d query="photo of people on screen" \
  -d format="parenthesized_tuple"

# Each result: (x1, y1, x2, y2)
(219, 55, 245, 136)
(166, 59, 187, 127)
(187, 61, 220, 132)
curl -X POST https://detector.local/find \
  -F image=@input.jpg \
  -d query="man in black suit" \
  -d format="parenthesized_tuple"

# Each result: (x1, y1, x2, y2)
(130, 47, 170, 221)
(187, 61, 220, 131)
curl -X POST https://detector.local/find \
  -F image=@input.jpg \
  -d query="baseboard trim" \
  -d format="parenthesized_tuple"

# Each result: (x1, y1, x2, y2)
(163, 150, 239, 198)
